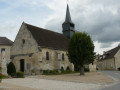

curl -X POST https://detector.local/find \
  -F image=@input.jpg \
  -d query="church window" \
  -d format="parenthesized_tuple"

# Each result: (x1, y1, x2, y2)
(22, 39, 25, 44)
(1, 48, 5, 52)
(46, 52, 49, 60)
(62, 53, 64, 61)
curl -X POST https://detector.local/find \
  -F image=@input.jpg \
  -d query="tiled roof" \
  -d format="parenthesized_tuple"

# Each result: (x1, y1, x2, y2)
(25, 23, 69, 50)
(0, 37, 13, 45)
(103, 45, 120, 59)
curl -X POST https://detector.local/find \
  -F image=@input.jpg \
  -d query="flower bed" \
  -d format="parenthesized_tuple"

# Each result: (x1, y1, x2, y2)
(0, 73, 6, 83)
(0, 67, 6, 83)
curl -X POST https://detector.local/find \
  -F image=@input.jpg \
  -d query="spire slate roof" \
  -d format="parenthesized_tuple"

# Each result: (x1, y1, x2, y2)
(25, 23, 69, 50)
(0, 37, 13, 45)
(65, 4, 72, 22)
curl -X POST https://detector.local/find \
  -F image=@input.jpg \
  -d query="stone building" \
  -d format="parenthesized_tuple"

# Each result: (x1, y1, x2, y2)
(0, 37, 13, 75)
(97, 45, 120, 70)
(11, 4, 74, 75)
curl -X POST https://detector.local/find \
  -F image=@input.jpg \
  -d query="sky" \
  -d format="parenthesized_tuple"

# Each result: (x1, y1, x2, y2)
(0, 0, 120, 54)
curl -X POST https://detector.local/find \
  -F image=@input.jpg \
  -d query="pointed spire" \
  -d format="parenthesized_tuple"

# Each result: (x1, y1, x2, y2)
(65, 4, 72, 22)
(62, 2, 75, 38)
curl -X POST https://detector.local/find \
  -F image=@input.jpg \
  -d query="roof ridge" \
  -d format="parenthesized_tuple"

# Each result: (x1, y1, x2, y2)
(107, 45, 120, 52)
(23, 22, 69, 50)
(24, 22, 65, 36)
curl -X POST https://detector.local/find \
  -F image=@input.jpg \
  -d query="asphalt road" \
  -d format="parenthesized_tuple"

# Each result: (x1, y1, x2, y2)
(100, 71, 120, 90)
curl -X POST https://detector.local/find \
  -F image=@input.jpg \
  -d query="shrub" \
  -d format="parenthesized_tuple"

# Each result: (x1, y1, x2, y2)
(11, 73, 16, 78)
(43, 70, 58, 75)
(16, 72, 24, 78)
(7, 62, 16, 77)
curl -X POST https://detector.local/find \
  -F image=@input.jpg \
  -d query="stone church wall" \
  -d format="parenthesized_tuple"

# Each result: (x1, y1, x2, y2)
(11, 23, 74, 75)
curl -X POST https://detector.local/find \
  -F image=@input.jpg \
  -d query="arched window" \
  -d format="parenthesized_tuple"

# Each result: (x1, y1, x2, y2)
(46, 52, 49, 60)
(62, 53, 64, 61)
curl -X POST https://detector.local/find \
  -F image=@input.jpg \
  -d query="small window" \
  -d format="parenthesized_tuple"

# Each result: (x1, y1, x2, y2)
(46, 52, 49, 60)
(1, 48, 5, 52)
(22, 39, 25, 44)
(62, 53, 64, 61)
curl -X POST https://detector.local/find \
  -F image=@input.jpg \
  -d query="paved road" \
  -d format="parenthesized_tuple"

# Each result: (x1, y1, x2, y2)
(100, 71, 120, 90)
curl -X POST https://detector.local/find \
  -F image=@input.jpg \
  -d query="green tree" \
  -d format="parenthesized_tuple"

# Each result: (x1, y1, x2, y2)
(7, 62, 16, 76)
(68, 32, 94, 75)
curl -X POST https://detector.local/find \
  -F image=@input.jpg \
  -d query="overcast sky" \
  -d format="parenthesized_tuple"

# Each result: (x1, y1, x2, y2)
(0, 0, 120, 54)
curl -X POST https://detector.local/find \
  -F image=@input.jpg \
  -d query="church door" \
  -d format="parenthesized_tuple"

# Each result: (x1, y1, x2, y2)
(20, 59, 24, 72)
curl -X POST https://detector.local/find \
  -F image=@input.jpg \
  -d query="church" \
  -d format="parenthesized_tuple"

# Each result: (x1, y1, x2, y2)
(11, 4, 75, 75)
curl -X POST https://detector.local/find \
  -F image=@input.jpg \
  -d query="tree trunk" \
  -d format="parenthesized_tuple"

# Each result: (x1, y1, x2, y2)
(80, 65, 84, 75)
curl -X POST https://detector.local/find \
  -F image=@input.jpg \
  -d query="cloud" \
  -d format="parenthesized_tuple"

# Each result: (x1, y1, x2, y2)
(44, 0, 120, 48)
(0, 0, 120, 53)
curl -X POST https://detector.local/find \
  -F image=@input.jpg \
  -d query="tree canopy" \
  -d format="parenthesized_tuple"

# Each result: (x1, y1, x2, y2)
(68, 32, 94, 75)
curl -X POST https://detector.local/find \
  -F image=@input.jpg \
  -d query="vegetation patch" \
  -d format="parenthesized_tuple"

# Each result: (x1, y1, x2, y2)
(7, 62, 24, 78)
(43, 69, 78, 75)
(0, 67, 6, 83)
(7, 62, 16, 77)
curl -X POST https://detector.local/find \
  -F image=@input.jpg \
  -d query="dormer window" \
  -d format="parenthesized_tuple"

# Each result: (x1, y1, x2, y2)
(22, 39, 25, 44)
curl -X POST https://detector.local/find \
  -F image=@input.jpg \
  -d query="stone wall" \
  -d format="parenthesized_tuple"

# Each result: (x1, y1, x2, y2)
(89, 60, 97, 72)
(41, 48, 74, 71)
(97, 58, 116, 70)
(0, 45, 11, 63)
(114, 49, 120, 70)
(11, 23, 74, 75)
(11, 23, 42, 75)
(0, 45, 11, 75)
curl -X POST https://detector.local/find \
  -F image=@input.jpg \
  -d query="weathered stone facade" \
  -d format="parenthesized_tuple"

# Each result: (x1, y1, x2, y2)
(97, 45, 120, 70)
(0, 45, 11, 64)
(11, 23, 74, 75)
(0, 37, 13, 75)
(89, 60, 97, 72)
(97, 58, 116, 70)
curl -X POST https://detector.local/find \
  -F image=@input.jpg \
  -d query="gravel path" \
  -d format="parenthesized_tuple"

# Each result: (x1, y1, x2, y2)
(27, 72, 113, 84)
(1, 78, 106, 90)
(0, 72, 113, 90)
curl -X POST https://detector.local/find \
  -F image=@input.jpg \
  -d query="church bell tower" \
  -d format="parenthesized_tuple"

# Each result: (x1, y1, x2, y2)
(62, 4, 75, 38)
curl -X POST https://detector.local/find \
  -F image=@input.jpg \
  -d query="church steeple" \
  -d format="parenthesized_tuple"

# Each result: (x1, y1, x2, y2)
(62, 3, 75, 38)
(65, 4, 71, 22)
